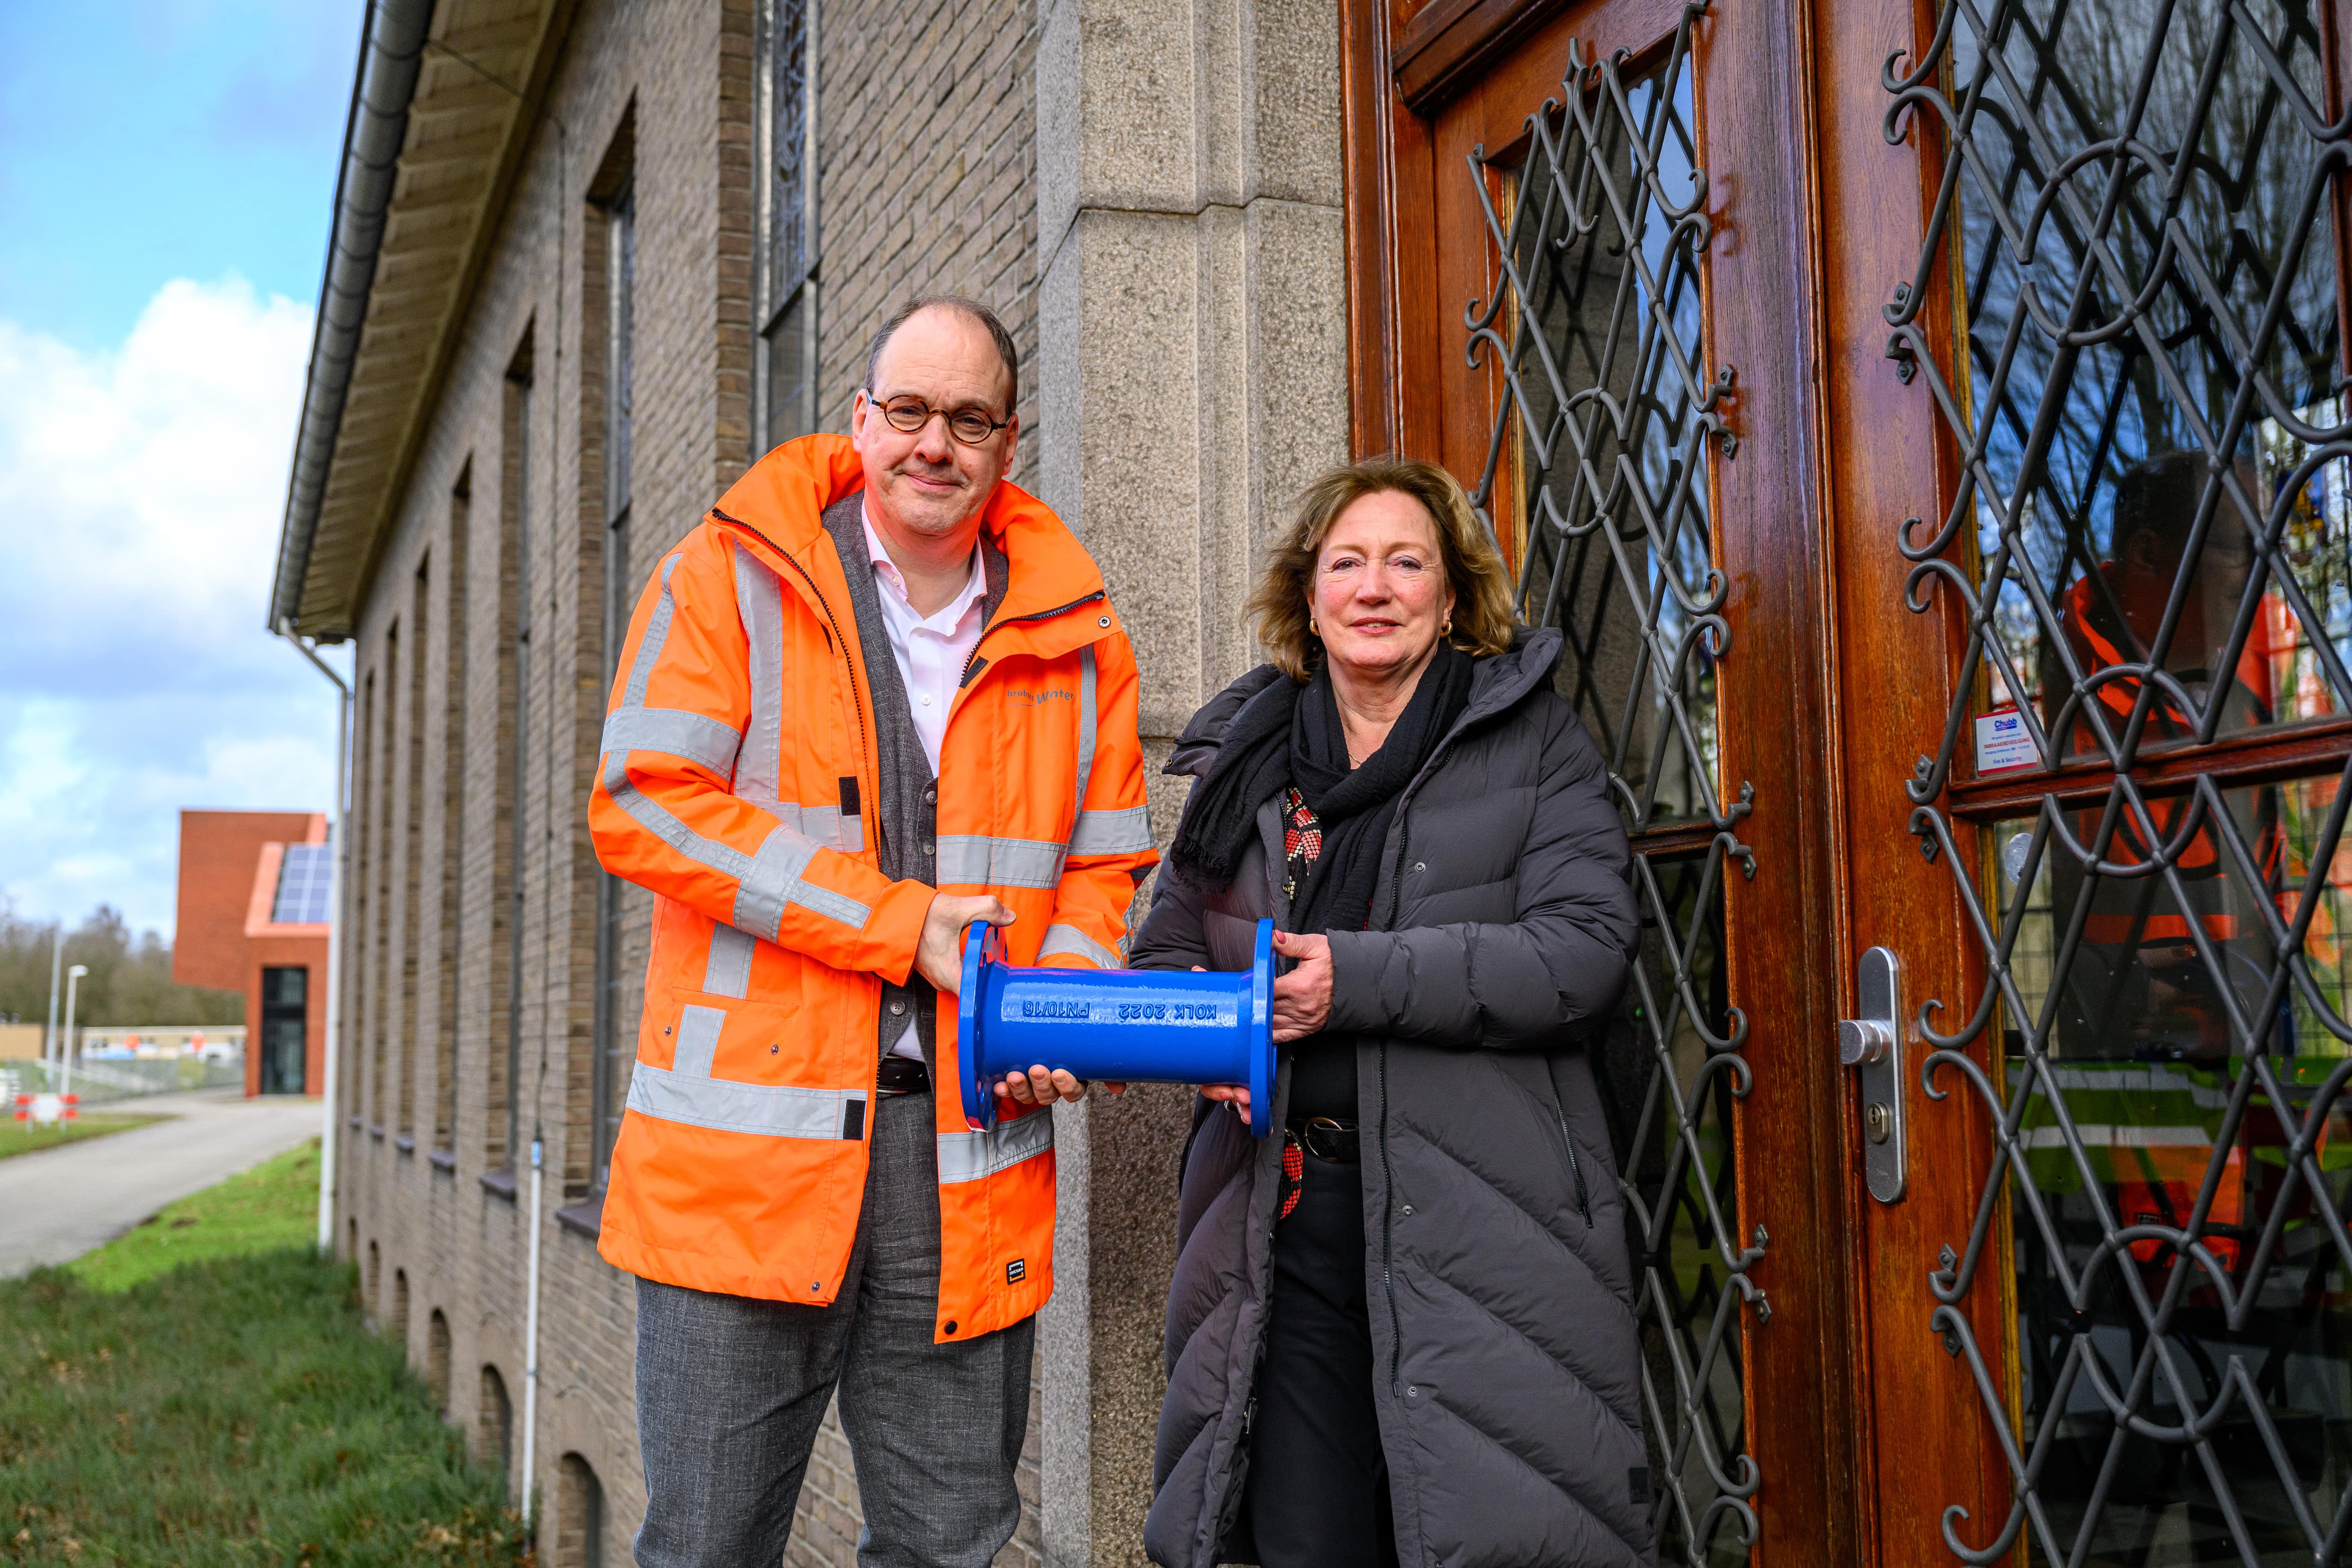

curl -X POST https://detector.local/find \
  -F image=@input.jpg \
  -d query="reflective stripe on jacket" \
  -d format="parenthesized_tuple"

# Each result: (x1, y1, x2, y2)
(589, 434, 1157, 1339)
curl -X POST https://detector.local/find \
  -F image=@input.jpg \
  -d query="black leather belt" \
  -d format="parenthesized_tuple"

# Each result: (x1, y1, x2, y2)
(1286, 1115, 1359, 1164)
(875, 1057, 930, 1097)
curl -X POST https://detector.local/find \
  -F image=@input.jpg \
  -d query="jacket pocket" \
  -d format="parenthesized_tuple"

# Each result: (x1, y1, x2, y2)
(631, 987, 866, 1144)
(657, 986, 810, 1085)
(1552, 1096, 1594, 1227)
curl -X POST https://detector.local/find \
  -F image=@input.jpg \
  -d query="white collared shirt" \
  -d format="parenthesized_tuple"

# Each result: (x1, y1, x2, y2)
(861, 503, 987, 774)
(862, 502, 987, 1060)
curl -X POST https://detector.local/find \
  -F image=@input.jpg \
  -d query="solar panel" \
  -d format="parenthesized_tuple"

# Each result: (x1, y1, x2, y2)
(271, 842, 335, 925)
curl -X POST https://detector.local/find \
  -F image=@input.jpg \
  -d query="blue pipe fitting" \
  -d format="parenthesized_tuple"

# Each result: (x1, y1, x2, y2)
(956, 918, 1276, 1137)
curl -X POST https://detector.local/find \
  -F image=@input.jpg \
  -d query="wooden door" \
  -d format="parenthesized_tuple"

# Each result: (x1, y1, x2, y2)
(1352, 0, 2352, 1560)
(1818, 0, 2352, 1560)
(1349, 0, 1865, 1560)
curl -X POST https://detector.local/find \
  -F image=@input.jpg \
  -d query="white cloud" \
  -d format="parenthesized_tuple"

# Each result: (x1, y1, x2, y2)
(0, 276, 345, 937)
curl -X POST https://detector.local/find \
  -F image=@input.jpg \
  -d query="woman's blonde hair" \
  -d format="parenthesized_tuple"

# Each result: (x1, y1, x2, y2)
(1247, 455, 1517, 681)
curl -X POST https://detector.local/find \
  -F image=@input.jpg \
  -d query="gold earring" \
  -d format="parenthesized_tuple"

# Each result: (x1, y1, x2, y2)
(1309, 617, 1319, 635)
(1442, 617, 1453, 638)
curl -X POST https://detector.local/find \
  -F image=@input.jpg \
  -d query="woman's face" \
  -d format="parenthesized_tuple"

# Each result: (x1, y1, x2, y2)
(1309, 490, 1456, 683)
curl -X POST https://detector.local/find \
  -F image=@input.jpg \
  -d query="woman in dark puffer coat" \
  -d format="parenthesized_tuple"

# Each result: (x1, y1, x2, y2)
(1131, 456, 1651, 1568)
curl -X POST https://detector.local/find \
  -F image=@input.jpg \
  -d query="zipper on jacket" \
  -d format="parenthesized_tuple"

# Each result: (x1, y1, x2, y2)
(1006, 588, 1106, 625)
(1373, 733, 1457, 1400)
(1378, 1042, 1403, 1396)
(957, 588, 1108, 687)
(711, 508, 875, 819)
(1556, 1101, 1593, 1226)
(709, 508, 891, 1101)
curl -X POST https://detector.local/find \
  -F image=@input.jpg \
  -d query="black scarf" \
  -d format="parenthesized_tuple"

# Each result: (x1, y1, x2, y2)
(1169, 644, 1476, 935)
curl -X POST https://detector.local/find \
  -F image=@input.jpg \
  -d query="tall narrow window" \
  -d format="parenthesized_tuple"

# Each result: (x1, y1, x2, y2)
(399, 557, 428, 1145)
(501, 353, 533, 1177)
(352, 670, 374, 1130)
(435, 474, 468, 1160)
(757, 0, 817, 451)
(373, 625, 397, 1134)
(592, 182, 637, 1193)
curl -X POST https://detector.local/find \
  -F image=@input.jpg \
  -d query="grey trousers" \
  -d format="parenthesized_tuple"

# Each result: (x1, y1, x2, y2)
(632, 1090, 1036, 1568)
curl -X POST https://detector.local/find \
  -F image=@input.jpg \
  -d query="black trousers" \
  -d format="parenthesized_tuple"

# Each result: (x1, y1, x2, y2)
(1241, 1147, 1401, 1568)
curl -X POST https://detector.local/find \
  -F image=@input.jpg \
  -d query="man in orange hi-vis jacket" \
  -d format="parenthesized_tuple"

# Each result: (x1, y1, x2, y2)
(588, 296, 1156, 1568)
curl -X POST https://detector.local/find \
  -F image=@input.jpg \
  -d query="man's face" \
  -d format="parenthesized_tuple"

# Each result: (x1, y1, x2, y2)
(850, 307, 1019, 544)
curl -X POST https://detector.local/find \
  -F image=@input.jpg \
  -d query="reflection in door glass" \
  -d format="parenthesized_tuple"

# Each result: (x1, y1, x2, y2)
(1988, 777, 2352, 1561)
(1947, 0, 2349, 766)
(1886, 0, 2352, 1556)
(1463, 11, 1758, 1560)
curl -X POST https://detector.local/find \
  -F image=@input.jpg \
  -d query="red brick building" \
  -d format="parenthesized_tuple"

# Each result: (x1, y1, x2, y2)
(174, 809, 330, 1096)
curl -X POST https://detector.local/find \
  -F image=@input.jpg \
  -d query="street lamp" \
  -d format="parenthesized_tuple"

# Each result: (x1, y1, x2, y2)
(61, 964, 88, 1099)
(44, 926, 62, 1072)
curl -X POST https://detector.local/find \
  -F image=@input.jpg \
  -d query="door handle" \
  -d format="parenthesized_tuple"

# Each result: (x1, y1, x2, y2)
(1838, 946, 1906, 1202)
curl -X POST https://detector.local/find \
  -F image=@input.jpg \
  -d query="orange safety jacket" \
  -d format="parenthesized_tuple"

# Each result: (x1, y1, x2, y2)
(588, 435, 1158, 1341)
(2057, 568, 2293, 949)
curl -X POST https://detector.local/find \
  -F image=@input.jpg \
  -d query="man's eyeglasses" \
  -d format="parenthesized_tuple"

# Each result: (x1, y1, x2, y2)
(864, 390, 1012, 446)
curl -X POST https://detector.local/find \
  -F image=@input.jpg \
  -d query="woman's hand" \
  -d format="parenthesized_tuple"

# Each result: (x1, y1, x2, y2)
(1271, 930, 1333, 1041)
(1194, 966, 1261, 1120)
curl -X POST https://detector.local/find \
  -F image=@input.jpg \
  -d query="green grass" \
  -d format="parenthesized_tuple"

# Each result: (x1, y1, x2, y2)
(0, 1114, 165, 1163)
(67, 1143, 323, 1295)
(0, 1140, 529, 1566)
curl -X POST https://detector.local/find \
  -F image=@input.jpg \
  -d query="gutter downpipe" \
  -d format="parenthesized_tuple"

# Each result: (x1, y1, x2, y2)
(522, 1133, 544, 1530)
(267, 0, 437, 634)
(280, 621, 350, 1256)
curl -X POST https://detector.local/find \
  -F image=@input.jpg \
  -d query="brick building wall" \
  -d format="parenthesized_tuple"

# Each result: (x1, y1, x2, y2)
(331, 2, 1050, 1563)
(173, 809, 319, 990)
(320, 0, 1349, 1556)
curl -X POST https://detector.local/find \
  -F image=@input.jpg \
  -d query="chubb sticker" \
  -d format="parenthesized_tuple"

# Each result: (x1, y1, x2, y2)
(1973, 705, 2038, 776)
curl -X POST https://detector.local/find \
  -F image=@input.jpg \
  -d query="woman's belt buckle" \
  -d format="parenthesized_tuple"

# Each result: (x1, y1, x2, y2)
(1294, 1115, 1359, 1164)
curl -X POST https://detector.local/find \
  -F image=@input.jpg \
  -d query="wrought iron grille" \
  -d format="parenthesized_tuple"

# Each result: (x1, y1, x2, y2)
(1883, 0, 2352, 1559)
(1462, 6, 1762, 1560)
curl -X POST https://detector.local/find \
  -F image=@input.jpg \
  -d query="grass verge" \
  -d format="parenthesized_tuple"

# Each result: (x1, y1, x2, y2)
(0, 1114, 166, 1163)
(0, 1140, 528, 1566)
(67, 1141, 322, 1294)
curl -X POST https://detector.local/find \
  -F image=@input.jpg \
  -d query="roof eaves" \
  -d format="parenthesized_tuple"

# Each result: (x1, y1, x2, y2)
(268, 0, 438, 641)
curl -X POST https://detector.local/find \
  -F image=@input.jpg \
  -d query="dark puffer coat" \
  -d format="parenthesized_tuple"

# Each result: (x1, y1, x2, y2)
(1134, 627, 1653, 1568)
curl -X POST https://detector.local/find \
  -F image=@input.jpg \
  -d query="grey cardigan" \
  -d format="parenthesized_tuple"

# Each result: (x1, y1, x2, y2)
(1133, 627, 1655, 1568)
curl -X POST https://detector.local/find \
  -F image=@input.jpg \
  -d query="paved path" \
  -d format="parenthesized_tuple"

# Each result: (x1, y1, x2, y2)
(0, 1090, 325, 1277)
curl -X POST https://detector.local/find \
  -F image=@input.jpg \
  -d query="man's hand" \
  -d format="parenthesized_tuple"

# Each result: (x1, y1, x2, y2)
(1270, 930, 1333, 1041)
(918, 893, 1014, 994)
(997, 1066, 1126, 1108)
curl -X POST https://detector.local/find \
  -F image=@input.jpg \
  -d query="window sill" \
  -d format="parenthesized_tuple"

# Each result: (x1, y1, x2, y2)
(555, 1192, 605, 1240)
(479, 1168, 518, 1202)
(369, 1125, 384, 1141)
(347, 1116, 362, 1130)
(394, 1135, 416, 1155)
(428, 1147, 456, 1173)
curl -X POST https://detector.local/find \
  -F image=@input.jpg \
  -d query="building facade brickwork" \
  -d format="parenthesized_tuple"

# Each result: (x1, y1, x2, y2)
(312, 0, 1340, 1563)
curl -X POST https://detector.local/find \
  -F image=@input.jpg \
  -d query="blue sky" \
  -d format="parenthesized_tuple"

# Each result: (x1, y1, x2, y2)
(0, 2, 362, 939)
